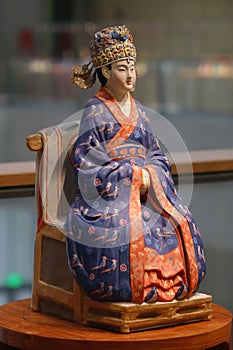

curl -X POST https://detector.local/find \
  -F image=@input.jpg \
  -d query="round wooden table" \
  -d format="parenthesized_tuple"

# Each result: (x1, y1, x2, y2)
(0, 299, 231, 350)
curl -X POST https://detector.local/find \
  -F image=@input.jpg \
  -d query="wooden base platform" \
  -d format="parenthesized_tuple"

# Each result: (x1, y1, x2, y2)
(82, 292, 212, 333)
(0, 299, 231, 350)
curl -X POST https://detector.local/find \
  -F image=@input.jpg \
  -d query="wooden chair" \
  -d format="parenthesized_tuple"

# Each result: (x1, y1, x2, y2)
(27, 125, 213, 333)
(27, 122, 84, 323)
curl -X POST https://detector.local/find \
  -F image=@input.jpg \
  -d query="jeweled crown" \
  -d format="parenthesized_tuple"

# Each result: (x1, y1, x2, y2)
(90, 25, 137, 68)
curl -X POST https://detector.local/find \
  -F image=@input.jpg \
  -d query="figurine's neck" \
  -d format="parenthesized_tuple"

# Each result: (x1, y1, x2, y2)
(104, 87, 129, 103)
(104, 87, 131, 116)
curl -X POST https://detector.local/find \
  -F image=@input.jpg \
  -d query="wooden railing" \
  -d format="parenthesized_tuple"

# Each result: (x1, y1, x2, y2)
(0, 148, 233, 197)
(0, 162, 35, 188)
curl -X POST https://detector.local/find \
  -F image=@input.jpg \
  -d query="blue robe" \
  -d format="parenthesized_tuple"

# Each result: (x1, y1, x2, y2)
(66, 87, 206, 303)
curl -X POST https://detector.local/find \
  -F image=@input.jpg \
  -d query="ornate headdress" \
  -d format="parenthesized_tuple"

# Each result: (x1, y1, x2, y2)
(71, 25, 137, 89)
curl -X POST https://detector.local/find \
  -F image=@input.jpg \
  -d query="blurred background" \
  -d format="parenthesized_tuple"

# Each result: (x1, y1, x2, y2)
(0, 0, 233, 316)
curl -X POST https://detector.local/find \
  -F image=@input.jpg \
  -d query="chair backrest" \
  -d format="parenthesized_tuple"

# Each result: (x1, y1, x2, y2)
(34, 121, 80, 232)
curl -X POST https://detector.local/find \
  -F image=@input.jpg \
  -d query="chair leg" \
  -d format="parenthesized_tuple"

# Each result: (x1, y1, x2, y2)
(31, 231, 42, 311)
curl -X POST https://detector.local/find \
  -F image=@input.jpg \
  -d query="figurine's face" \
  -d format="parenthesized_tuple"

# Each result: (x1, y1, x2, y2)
(104, 59, 136, 99)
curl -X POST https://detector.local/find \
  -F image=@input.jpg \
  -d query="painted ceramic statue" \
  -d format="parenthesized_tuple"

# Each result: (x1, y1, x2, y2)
(66, 25, 206, 303)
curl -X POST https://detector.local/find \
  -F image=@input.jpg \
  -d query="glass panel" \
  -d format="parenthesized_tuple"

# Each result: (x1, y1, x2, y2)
(0, 21, 233, 162)
(183, 178, 233, 313)
(0, 196, 35, 305)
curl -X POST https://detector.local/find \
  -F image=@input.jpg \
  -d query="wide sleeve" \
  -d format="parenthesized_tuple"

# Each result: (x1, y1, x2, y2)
(141, 114, 175, 199)
(73, 100, 136, 202)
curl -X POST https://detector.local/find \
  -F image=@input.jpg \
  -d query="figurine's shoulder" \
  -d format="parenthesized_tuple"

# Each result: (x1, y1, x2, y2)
(133, 98, 152, 124)
(82, 97, 106, 118)
(85, 96, 104, 109)
(133, 97, 143, 109)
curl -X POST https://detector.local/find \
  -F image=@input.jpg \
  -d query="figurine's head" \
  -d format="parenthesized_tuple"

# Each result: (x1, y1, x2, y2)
(71, 25, 137, 89)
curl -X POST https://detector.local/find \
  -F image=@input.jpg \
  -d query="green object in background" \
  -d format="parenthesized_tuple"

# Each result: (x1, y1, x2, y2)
(5, 273, 24, 289)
